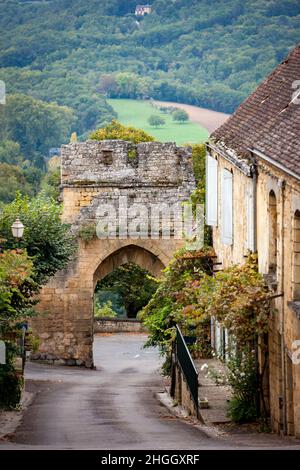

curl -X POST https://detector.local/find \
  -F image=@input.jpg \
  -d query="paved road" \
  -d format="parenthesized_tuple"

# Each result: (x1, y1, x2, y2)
(1, 334, 299, 450)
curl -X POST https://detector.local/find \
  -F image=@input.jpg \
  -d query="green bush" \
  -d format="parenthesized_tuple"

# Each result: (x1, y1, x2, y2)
(0, 364, 23, 409)
(94, 300, 117, 318)
(227, 397, 258, 424)
(0, 342, 23, 409)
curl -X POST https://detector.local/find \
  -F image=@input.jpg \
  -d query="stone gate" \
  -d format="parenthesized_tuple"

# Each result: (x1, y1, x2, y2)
(32, 140, 196, 367)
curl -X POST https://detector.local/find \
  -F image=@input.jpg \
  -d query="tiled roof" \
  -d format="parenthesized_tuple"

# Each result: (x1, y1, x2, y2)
(211, 44, 300, 177)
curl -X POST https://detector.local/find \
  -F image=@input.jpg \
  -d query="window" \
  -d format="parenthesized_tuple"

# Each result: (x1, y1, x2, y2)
(102, 150, 113, 165)
(206, 153, 218, 226)
(268, 190, 277, 274)
(221, 169, 233, 245)
(292, 210, 300, 300)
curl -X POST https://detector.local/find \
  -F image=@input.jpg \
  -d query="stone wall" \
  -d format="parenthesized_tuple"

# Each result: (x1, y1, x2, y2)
(172, 362, 199, 418)
(32, 140, 196, 368)
(94, 318, 146, 334)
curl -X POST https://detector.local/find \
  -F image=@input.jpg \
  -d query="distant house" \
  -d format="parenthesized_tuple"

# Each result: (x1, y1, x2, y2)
(135, 4, 152, 16)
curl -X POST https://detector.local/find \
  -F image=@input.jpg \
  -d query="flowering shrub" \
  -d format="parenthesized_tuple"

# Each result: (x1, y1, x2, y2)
(140, 247, 215, 362)
(209, 349, 259, 422)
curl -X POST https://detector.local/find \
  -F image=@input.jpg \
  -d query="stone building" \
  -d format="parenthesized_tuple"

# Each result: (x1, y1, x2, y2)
(206, 44, 300, 437)
(32, 140, 195, 367)
(135, 5, 152, 16)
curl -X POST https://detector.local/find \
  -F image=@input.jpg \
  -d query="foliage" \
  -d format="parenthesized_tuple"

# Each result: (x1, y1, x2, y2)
(148, 114, 165, 127)
(0, 251, 35, 409)
(40, 169, 61, 200)
(96, 262, 158, 318)
(190, 143, 212, 245)
(202, 253, 270, 343)
(78, 223, 96, 242)
(0, 0, 298, 120)
(99, 72, 151, 100)
(94, 290, 126, 317)
(0, 249, 36, 322)
(191, 144, 206, 187)
(0, 93, 74, 202)
(209, 349, 259, 423)
(0, 359, 23, 409)
(172, 109, 189, 123)
(25, 331, 40, 353)
(140, 247, 215, 355)
(0, 140, 23, 166)
(94, 300, 117, 319)
(0, 193, 75, 286)
(0, 94, 75, 169)
(141, 249, 270, 423)
(90, 120, 155, 144)
(0, 163, 35, 204)
(0, 193, 76, 408)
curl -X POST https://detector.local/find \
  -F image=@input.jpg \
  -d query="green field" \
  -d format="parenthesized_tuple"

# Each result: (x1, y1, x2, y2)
(108, 99, 209, 145)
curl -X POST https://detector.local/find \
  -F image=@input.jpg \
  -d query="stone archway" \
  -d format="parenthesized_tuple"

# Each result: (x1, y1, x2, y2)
(33, 239, 175, 367)
(93, 244, 165, 287)
(32, 140, 195, 367)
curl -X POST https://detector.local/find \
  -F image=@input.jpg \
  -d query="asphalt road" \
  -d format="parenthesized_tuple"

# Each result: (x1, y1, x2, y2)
(1, 334, 299, 450)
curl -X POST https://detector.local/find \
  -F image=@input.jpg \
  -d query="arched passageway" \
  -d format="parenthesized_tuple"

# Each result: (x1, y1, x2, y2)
(93, 244, 165, 287)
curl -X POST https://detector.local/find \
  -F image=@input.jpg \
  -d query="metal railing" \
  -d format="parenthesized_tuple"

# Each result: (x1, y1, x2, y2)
(175, 324, 199, 417)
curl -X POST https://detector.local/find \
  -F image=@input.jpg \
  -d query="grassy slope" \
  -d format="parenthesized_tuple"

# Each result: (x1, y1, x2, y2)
(108, 99, 209, 145)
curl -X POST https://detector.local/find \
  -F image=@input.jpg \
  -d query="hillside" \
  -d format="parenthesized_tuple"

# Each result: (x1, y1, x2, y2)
(0, 0, 299, 138)
(107, 99, 209, 144)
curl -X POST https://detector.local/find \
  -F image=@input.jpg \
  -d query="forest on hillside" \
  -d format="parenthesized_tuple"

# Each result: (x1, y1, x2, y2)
(1, 0, 299, 128)
(0, 0, 299, 202)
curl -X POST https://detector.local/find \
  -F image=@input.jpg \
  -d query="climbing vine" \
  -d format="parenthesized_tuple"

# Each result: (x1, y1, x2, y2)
(139, 246, 215, 360)
(141, 249, 271, 421)
(187, 253, 270, 343)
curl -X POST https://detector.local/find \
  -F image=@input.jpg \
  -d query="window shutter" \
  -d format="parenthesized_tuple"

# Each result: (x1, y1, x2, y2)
(206, 154, 218, 226)
(222, 169, 233, 245)
(246, 182, 254, 251)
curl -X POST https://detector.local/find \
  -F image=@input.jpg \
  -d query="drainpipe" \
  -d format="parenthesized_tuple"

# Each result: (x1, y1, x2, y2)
(278, 178, 287, 435)
(250, 161, 262, 415)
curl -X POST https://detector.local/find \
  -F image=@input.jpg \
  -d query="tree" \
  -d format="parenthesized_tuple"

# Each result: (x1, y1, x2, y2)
(148, 115, 166, 127)
(97, 74, 118, 96)
(172, 109, 189, 123)
(0, 94, 75, 168)
(90, 120, 154, 144)
(191, 144, 206, 186)
(0, 248, 35, 409)
(40, 169, 61, 200)
(0, 249, 35, 323)
(0, 193, 75, 286)
(94, 300, 117, 319)
(0, 163, 34, 204)
(0, 194, 75, 409)
(96, 262, 158, 318)
(0, 140, 23, 166)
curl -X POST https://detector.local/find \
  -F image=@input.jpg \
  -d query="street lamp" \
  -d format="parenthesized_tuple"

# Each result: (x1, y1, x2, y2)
(11, 218, 24, 240)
